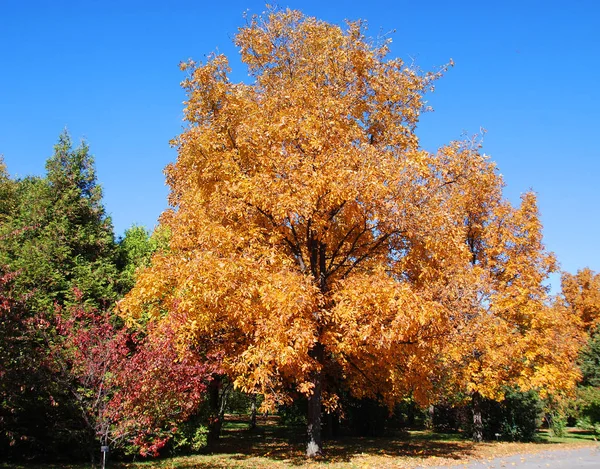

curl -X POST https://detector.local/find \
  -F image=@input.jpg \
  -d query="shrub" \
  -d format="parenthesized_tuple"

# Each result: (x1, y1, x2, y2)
(548, 412, 568, 437)
(575, 386, 600, 435)
(170, 413, 209, 454)
(499, 389, 543, 441)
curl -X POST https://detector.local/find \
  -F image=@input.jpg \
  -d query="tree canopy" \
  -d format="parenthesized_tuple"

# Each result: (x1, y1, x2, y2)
(120, 9, 582, 455)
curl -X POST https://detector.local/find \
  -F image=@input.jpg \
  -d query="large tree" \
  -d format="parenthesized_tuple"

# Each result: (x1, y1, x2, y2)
(121, 9, 579, 455)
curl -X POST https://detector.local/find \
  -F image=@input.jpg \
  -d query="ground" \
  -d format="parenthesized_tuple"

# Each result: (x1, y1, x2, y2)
(425, 446, 599, 469)
(2, 417, 598, 468)
(118, 418, 600, 469)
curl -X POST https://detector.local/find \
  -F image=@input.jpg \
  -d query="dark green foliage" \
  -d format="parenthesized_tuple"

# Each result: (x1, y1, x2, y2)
(225, 390, 260, 415)
(432, 390, 543, 441)
(579, 327, 600, 387)
(0, 133, 214, 463)
(548, 412, 568, 437)
(574, 386, 600, 434)
(0, 158, 17, 220)
(431, 404, 465, 433)
(390, 399, 428, 429)
(278, 397, 308, 427)
(0, 131, 118, 313)
(0, 132, 122, 462)
(0, 269, 87, 462)
(498, 389, 543, 441)
(169, 410, 210, 455)
(343, 397, 390, 437)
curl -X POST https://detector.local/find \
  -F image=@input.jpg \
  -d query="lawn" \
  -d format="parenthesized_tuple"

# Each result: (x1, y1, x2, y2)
(4, 417, 598, 469)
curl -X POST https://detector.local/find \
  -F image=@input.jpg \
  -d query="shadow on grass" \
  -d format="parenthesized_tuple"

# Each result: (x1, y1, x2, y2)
(8, 419, 592, 469)
(159, 416, 482, 468)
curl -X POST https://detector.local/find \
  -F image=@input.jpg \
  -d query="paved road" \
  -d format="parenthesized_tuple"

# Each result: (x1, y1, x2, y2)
(421, 446, 599, 468)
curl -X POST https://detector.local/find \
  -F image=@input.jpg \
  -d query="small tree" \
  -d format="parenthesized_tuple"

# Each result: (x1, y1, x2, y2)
(579, 327, 600, 387)
(562, 268, 600, 331)
(109, 320, 220, 456)
(49, 293, 130, 461)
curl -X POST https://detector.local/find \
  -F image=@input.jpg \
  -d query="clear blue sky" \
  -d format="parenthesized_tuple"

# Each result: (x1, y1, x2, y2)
(1, 1, 598, 291)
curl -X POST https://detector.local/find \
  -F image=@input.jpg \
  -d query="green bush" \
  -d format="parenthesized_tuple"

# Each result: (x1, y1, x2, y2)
(438, 389, 543, 441)
(390, 399, 428, 429)
(548, 412, 568, 437)
(225, 390, 260, 414)
(278, 397, 308, 426)
(432, 404, 465, 433)
(499, 389, 543, 441)
(461, 398, 502, 440)
(575, 386, 600, 435)
(578, 327, 600, 387)
(344, 397, 390, 436)
(170, 413, 209, 454)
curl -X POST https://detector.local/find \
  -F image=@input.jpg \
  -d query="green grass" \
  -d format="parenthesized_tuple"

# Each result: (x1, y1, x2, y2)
(537, 427, 598, 443)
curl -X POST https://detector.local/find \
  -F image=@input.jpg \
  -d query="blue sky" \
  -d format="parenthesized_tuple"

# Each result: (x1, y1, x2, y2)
(1, 1, 598, 291)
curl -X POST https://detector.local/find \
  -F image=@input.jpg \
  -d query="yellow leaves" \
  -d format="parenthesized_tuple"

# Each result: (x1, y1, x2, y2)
(561, 267, 600, 330)
(116, 7, 585, 415)
(297, 381, 314, 395)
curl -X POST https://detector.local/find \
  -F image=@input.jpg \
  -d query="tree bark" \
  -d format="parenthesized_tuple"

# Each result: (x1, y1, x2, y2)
(207, 377, 223, 448)
(249, 393, 257, 431)
(306, 370, 323, 457)
(305, 237, 327, 457)
(472, 392, 483, 442)
(426, 405, 435, 430)
(306, 342, 324, 457)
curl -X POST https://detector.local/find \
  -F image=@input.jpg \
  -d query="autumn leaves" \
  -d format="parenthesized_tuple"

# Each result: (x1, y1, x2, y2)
(120, 9, 584, 456)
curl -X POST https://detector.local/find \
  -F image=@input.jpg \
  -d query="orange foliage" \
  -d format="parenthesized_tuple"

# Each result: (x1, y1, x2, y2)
(439, 191, 584, 401)
(120, 8, 582, 451)
(561, 268, 600, 331)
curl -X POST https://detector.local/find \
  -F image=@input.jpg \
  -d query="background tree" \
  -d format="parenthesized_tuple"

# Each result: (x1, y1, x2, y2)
(0, 131, 118, 313)
(579, 327, 600, 387)
(0, 268, 82, 461)
(561, 268, 600, 331)
(439, 189, 583, 440)
(1, 135, 122, 461)
(0, 158, 17, 220)
(559, 268, 600, 435)
(116, 224, 169, 294)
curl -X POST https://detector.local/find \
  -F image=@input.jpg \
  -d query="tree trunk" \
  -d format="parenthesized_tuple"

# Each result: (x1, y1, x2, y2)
(472, 392, 483, 442)
(426, 405, 435, 430)
(207, 377, 223, 448)
(306, 370, 322, 457)
(306, 239, 328, 457)
(250, 393, 257, 431)
(306, 343, 324, 457)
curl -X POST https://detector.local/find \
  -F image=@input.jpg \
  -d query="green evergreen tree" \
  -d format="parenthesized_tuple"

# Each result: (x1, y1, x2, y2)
(579, 327, 600, 387)
(0, 158, 17, 221)
(0, 131, 118, 312)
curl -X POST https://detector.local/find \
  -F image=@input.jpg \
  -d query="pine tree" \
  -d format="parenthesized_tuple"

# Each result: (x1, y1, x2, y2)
(0, 131, 118, 312)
